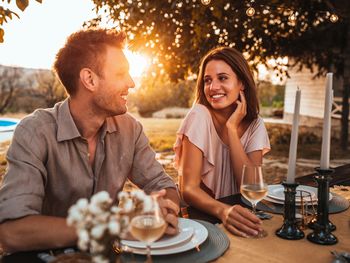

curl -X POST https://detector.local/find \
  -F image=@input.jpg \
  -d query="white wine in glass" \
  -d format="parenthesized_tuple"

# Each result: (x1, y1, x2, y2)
(130, 198, 166, 262)
(240, 164, 268, 238)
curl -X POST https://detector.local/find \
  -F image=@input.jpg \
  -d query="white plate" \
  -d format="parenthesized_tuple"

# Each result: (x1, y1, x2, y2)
(122, 222, 194, 249)
(126, 218, 208, 255)
(267, 184, 332, 202)
(264, 195, 318, 206)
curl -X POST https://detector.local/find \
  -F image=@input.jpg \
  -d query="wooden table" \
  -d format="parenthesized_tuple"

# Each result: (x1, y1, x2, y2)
(187, 163, 350, 263)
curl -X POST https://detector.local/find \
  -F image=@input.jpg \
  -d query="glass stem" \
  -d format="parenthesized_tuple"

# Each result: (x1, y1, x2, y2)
(146, 244, 152, 263)
(252, 202, 257, 214)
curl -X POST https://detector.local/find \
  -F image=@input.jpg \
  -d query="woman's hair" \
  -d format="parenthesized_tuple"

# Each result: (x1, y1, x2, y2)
(53, 28, 126, 96)
(195, 47, 259, 122)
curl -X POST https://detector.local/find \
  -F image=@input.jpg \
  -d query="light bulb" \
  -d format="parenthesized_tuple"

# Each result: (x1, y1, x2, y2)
(246, 7, 255, 17)
(288, 13, 297, 22)
(330, 14, 339, 23)
(201, 0, 211, 5)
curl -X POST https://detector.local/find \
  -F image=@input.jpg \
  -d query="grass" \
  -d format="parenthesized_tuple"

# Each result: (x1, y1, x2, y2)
(1, 115, 349, 185)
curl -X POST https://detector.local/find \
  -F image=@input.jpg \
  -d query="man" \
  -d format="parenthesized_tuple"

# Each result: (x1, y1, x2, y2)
(0, 29, 180, 253)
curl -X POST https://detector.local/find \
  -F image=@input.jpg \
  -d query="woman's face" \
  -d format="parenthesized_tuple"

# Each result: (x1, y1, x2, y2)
(203, 59, 243, 111)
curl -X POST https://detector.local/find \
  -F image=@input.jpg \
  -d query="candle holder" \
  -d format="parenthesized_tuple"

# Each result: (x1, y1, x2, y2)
(307, 168, 337, 245)
(276, 182, 305, 240)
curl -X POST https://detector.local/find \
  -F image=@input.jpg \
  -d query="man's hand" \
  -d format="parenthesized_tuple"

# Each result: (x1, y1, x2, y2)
(151, 189, 180, 235)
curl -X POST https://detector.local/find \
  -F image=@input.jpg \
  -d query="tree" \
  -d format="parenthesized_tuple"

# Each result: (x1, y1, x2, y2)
(35, 70, 67, 108)
(0, 67, 23, 113)
(89, 0, 350, 149)
(0, 0, 42, 42)
(130, 68, 195, 117)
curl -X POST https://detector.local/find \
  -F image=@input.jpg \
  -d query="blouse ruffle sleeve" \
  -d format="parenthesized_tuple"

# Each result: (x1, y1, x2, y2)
(243, 117, 271, 156)
(174, 105, 216, 176)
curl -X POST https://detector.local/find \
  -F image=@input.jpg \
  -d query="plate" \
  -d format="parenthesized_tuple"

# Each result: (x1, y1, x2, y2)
(263, 195, 318, 206)
(267, 184, 332, 202)
(122, 222, 194, 249)
(126, 218, 208, 255)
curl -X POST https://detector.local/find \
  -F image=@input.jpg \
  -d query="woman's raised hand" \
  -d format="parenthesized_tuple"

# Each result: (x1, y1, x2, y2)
(226, 90, 247, 130)
(221, 204, 262, 237)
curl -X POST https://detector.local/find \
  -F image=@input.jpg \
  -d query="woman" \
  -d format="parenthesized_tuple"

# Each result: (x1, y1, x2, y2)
(174, 47, 270, 237)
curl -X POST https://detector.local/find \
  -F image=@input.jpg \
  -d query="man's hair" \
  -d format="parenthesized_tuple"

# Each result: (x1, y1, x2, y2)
(195, 46, 259, 122)
(53, 28, 126, 96)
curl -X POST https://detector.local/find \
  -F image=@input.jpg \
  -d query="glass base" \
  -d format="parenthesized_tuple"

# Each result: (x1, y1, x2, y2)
(247, 229, 268, 239)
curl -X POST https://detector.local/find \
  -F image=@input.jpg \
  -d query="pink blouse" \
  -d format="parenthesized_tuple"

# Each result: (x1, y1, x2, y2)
(174, 104, 271, 199)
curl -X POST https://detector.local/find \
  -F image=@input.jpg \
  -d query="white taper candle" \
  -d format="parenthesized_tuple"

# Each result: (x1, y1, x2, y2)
(320, 73, 333, 170)
(286, 88, 301, 183)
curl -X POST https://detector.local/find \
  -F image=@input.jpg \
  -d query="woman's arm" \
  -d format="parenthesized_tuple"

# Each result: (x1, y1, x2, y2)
(180, 136, 262, 237)
(226, 90, 263, 187)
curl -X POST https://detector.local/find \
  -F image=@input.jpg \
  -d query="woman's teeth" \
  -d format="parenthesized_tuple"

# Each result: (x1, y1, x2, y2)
(211, 94, 225, 99)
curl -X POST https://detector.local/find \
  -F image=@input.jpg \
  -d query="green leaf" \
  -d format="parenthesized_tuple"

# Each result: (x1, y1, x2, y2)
(35, 0, 42, 3)
(16, 0, 29, 11)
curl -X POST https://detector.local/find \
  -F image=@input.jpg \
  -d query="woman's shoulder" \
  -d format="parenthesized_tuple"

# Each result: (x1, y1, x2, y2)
(183, 104, 211, 122)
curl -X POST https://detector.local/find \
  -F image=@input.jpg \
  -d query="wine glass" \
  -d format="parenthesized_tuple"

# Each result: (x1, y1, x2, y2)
(240, 164, 268, 238)
(130, 196, 167, 262)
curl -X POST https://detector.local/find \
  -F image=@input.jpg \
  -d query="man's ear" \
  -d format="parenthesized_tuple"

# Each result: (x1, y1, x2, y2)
(79, 68, 98, 92)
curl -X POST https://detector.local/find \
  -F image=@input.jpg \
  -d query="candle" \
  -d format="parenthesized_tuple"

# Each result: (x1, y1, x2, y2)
(320, 73, 333, 169)
(286, 88, 301, 183)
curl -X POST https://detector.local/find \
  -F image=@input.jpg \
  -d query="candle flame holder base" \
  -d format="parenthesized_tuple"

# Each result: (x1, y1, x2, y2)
(276, 182, 305, 240)
(307, 168, 337, 245)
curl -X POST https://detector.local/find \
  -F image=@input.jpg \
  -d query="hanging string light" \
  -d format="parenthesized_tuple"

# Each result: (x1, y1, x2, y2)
(201, 0, 211, 5)
(288, 12, 297, 23)
(246, 7, 255, 17)
(329, 13, 339, 23)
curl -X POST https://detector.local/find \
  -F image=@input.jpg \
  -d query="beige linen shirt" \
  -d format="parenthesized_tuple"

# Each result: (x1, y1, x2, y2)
(0, 99, 176, 223)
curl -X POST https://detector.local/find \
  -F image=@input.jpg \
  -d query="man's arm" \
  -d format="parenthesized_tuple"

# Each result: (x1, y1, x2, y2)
(0, 215, 77, 253)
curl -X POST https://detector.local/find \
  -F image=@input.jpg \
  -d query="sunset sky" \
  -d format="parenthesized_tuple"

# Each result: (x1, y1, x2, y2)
(0, 0, 149, 78)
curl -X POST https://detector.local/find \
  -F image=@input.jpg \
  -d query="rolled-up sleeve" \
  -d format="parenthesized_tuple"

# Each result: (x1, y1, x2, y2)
(0, 124, 47, 223)
(128, 121, 176, 194)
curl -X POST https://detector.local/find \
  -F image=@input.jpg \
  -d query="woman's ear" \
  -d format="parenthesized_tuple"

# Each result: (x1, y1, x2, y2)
(79, 68, 98, 92)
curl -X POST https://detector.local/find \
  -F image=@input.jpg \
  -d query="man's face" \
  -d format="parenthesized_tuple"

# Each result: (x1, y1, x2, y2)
(94, 46, 135, 116)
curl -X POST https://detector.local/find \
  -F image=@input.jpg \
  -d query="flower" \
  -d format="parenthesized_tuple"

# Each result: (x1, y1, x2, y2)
(67, 190, 158, 263)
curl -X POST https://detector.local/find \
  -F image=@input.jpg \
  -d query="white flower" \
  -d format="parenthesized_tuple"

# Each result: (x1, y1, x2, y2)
(78, 238, 89, 251)
(131, 190, 146, 200)
(108, 220, 120, 235)
(91, 224, 107, 240)
(77, 229, 90, 251)
(122, 198, 133, 212)
(76, 198, 89, 210)
(90, 240, 105, 253)
(91, 191, 111, 205)
(110, 206, 121, 214)
(143, 196, 153, 212)
(67, 206, 84, 226)
(118, 191, 128, 200)
(88, 203, 104, 215)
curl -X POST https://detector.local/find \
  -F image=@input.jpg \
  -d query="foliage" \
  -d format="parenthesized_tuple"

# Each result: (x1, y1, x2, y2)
(0, 0, 42, 42)
(89, 0, 348, 80)
(0, 67, 24, 113)
(257, 80, 285, 108)
(35, 70, 67, 108)
(89, 0, 350, 149)
(130, 70, 195, 117)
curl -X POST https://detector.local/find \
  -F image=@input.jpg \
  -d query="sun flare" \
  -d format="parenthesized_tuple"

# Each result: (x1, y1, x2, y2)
(124, 49, 150, 79)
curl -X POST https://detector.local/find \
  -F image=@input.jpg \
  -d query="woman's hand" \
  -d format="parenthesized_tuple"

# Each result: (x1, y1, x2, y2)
(226, 90, 247, 130)
(221, 205, 262, 237)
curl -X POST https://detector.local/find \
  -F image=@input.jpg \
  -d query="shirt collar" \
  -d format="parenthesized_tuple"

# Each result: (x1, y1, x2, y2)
(57, 99, 82, 142)
(57, 99, 119, 142)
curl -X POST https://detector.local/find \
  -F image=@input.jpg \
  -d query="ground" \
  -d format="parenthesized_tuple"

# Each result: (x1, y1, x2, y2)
(1, 115, 349, 187)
